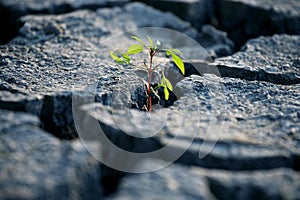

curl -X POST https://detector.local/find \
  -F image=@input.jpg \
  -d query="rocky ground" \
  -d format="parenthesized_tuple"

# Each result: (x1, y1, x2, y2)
(0, 0, 299, 199)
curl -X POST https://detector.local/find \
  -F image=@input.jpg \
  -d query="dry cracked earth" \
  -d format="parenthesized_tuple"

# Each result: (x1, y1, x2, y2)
(0, 0, 299, 199)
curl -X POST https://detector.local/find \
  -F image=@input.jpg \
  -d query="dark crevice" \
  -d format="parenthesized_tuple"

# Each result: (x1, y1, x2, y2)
(183, 61, 300, 85)
(292, 155, 300, 171)
(40, 92, 77, 139)
(207, 177, 274, 200)
(0, 89, 78, 140)
(0, 5, 22, 44)
(168, 137, 297, 171)
(176, 150, 296, 171)
(100, 165, 128, 197)
(99, 121, 163, 153)
(216, 64, 300, 85)
(130, 84, 178, 112)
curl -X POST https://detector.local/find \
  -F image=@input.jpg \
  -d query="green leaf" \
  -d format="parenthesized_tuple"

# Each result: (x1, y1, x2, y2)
(170, 52, 185, 75)
(110, 51, 124, 63)
(131, 36, 145, 45)
(156, 71, 173, 100)
(147, 35, 154, 48)
(154, 84, 164, 90)
(122, 53, 130, 64)
(167, 48, 183, 55)
(164, 86, 169, 100)
(166, 50, 171, 56)
(127, 44, 144, 54)
(122, 53, 130, 60)
(162, 72, 173, 91)
(163, 78, 173, 91)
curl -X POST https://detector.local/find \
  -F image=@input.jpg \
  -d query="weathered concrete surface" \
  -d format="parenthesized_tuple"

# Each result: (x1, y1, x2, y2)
(106, 161, 216, 200)
(172, 74, 300, 170)
(197, 25, 234, 58)
(106, 160, 300, 200)
(0, 109, 103, 199)
(77, 33, 300, 173)
(97, 2, 234, 57)
(0, 0, 128, 44)
(0, 2, 234, 138)
(213, 34, 300, 84)
(136, 0, 300, 48)
(0, 1, 299, 199)
(134, 0, 213, 30)
(82, 73, 300, 171)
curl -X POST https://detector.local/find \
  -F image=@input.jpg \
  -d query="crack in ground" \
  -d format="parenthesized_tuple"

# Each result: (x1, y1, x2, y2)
(183, 61, 300, 85)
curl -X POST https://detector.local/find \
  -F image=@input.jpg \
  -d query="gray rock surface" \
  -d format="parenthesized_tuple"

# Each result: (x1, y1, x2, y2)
(82, 73, 300, 171)
(79, 35, 300, 172)
(136, 0, 300, 48)
(106, 160, 300, 200)
(172, 74, 300, 170)
(0, 2, 234, 138)
(197, 25, 234, 58)
(213, 34, 300, 84)
(202, 167, 300, 200)
(106, 161, 216, 200)
(0, 0, 127, 13)
(95, 2, 234, 57)
(0, 1, 299, 199)
(0, 109, 102, 199)
(135, 0, 213, 30)
(0, 0, 128, 44)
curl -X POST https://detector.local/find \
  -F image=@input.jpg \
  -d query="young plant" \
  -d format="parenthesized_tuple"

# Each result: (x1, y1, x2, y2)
(110, 35, 185, 112)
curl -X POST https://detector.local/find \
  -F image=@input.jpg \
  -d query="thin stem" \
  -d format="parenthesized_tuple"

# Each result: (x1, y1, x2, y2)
(147, 49, 156, 112)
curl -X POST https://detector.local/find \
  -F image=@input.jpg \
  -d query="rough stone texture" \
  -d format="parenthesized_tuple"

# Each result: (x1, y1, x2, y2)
(213, 0, 300, 48)
(0, 0, 128, 44)
(0, 0, 234, 56)
(80, 35, 300, 172)
(213, 35, 300, 84)
(197, 25, 234, 58)
(172, 74, 300, 170)
(134, 0, 213, 30)
(97, 3, 234, 57)
(106, 161, 216, 200)
(0, 1, 299, 199)
(106, 160, 300, 200)
(0, 109, 102, 199)
(136, 0, 300, 48)
(82, 73, 300, 171)
(0, 0, 127, 12)
(0, 2, 234, 138)
(202, 168, 300, 200)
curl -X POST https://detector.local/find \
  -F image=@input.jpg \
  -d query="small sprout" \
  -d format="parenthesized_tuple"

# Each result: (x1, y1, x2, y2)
(147, 35, 154, 49)
(110, 35, 185, 111)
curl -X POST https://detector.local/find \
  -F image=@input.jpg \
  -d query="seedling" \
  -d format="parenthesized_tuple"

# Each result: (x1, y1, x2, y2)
(110, 35, 185, 112)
